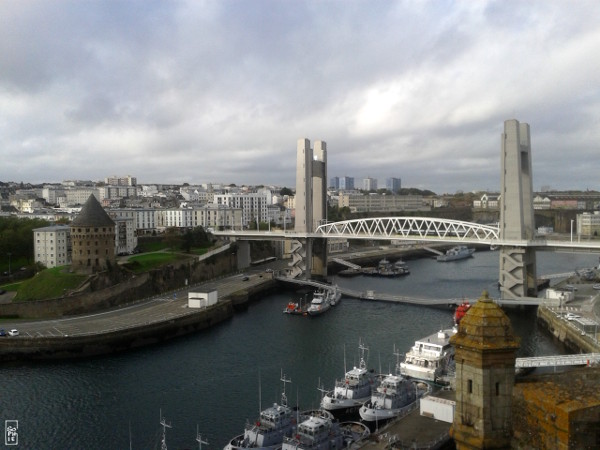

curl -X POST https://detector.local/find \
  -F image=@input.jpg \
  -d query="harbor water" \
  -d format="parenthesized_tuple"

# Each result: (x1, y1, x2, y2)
(1, 250, 598, 449)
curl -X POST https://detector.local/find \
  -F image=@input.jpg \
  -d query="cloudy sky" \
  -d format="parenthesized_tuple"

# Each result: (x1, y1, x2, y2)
(1, 1, 598, 194)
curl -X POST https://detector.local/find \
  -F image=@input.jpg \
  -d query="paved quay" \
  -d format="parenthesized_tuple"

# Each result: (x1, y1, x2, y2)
(358, 389, 454, 450)
(0, 270, 278, 361)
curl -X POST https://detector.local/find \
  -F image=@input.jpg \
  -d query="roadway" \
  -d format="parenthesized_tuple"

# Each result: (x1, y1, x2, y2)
(0, 270, 274, 339)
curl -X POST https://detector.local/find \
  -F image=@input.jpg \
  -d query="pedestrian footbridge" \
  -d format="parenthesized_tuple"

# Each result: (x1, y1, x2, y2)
(516, 353, 600, 368)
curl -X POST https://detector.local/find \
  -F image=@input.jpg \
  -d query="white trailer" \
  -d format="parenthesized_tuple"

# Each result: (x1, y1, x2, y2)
(188, 290, 218, 309)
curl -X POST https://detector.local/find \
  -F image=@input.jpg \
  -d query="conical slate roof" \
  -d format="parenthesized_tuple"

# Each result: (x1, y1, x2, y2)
(450, 290, 520, 351)
(71, 194, 115, 227)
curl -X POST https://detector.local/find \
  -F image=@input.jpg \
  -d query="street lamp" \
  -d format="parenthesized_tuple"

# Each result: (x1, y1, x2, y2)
(569, 220, 574, 241)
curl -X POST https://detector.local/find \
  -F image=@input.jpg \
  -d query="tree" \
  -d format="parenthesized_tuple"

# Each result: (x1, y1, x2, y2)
(280, 187, 293, 196)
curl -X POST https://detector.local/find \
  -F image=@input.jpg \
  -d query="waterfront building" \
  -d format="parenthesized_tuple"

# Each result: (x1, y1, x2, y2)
(450, 291, 520, 449)
(33, 225, 71, 268)
(70, 195, 116, 272)
(385, 177, 401, 193)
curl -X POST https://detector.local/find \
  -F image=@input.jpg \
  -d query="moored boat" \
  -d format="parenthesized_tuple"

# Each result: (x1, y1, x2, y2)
(281, 410, 369, 450)
(436, 245, 475, 262)
(399, 328, 457, 384)
(320, 340, 378, 417)
(224, 374, 300, 450)
(359, 347, 427, 426)
(453, 300, 471, 325)
(307, 289, 331, 316)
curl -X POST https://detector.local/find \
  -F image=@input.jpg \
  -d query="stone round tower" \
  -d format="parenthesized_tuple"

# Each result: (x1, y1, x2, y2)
(70, 194, 116, 273)
(450, 291, 520, 449)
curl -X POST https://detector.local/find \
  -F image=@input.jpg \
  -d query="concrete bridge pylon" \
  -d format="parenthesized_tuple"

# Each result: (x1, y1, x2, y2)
(294, 138, 328, 280)
(499, 119, 538, 299)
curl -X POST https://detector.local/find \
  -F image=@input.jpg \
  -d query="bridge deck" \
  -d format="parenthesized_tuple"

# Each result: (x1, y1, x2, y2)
(516, 353, 600, 368)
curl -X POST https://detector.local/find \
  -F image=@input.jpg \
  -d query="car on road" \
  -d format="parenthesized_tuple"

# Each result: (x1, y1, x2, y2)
(8, 329, 19, 336)
(565, 313, 580, 321)
(0, 329, 6, 337)
(242, 276, 250, 281)
(0, 289, 6, 295)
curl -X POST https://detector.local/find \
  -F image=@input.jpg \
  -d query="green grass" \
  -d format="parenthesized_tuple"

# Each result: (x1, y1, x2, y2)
(137, 240, 171, 253)
(11, 266, 88, 302)
(127, 252, 187, 273)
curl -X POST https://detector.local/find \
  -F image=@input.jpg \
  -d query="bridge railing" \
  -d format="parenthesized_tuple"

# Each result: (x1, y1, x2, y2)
(315, 217, 499, 243)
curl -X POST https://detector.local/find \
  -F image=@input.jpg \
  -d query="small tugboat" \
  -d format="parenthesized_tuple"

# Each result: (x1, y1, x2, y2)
(320, 340, 378, 417)
(359, 347, 427, 427)
(281, 410, 369, 450)
(283, 301, 306, 315)
(453, 300, 471, 325)
(224, 373, 300, 450)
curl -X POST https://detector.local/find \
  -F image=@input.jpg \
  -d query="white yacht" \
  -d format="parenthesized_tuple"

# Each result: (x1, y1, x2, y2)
(399, 328, 457, 383)
(320, 340, 378, 416)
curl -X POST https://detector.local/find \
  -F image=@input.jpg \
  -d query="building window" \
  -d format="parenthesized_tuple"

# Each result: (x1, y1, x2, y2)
(496, 382, 500, 396)
(468, 379, 473, 394)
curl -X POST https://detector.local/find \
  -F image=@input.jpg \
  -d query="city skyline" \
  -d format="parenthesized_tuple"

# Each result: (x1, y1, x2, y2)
(1, 1, 599, 194)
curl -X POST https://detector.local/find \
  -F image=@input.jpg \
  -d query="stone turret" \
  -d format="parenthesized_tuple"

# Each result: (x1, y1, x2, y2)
(70, 195, 116, 273)
(450, 291, 520, 449)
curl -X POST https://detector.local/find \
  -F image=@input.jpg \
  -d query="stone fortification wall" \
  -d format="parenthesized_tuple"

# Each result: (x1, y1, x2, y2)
(0, 301, 233, 361)
(511, 368, 600, 449)
(1, 251, 237, 319)
(537, 306, 599, 353)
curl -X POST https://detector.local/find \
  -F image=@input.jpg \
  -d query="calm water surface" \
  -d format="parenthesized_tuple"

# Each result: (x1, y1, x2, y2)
(1, 250, 598, 449)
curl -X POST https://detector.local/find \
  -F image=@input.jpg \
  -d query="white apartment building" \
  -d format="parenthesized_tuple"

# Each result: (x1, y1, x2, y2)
(151, 206, 242, 232)
(338, 193, 427, 213)
(108, 210, 139, 254)
(65, 188, 101, 206)
(213, 189, 271, 227)
(105, 175, 137, 186)
(100, 185, 137, 200)
(363, 177, 378, 191)
(33, 225, 71, 268)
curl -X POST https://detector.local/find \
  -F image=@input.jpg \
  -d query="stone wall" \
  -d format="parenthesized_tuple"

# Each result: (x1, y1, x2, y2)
(511, 368, 600, 449)
(0, 251, 238, 319)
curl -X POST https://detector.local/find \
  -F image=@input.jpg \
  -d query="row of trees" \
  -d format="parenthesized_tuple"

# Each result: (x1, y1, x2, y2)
(0, 217, 50, 270)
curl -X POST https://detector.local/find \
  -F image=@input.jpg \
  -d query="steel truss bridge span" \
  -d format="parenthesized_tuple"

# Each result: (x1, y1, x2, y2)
(315, 217, 499, 245)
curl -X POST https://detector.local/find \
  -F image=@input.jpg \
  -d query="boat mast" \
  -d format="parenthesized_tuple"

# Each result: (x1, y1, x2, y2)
(159, 409, 171, 450)
(196, 425, 208, 450)
(280, 370, 291, 407)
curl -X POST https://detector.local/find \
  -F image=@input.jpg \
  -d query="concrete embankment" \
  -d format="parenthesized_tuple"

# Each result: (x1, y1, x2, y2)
(0, 301, 233, 361)
(537, 306, 600, 354)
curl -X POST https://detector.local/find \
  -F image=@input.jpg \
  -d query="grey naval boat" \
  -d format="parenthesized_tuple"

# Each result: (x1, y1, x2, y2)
(320, 340, 378, 417)
(224, 374, 300, 450)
